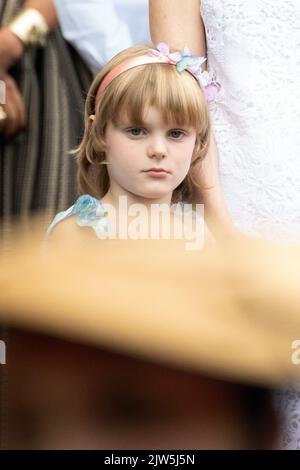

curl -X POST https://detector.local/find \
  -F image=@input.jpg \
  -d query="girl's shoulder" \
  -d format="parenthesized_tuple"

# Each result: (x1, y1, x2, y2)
(47, 194, 109, 240)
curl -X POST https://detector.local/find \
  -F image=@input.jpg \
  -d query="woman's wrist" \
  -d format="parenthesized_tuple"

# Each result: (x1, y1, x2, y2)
(7, 8, 50, 48)
(0, 27, 25, 70)
(0, 5, 53, 73)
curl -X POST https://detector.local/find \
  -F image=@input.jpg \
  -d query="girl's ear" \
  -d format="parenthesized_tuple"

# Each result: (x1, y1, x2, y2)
(88, 114, 107, 152)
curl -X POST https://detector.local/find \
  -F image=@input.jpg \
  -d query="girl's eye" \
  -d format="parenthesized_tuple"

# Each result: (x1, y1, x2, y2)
(127, 128, 145, 137)
(169, 130, 185, 139)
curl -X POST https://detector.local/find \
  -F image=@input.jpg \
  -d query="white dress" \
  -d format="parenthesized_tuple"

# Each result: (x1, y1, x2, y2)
(201, 0, 300, 242)
(201, 0, 300, 450)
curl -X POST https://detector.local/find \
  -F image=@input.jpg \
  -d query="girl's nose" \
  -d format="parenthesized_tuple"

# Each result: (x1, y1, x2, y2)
(147, 136, 167, 160)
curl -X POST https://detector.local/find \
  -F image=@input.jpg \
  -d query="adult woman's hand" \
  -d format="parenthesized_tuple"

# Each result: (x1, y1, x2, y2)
(0, 74, 26, 138)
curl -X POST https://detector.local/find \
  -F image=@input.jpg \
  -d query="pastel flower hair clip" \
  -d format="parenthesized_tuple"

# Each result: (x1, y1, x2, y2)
(149, 43, 221, 102)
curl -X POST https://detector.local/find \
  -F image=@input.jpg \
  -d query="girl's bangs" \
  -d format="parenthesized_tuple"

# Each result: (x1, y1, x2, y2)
(106, 64, 205, 129)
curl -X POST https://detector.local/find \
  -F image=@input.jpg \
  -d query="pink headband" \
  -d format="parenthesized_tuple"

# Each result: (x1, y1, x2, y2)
(95, 43, 221, 107)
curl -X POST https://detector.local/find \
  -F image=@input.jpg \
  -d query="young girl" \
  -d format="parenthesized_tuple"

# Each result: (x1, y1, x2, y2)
(47, 43, 215, 246)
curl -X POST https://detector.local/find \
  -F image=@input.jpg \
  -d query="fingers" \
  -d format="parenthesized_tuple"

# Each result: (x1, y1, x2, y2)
(0, 74, 26, 138)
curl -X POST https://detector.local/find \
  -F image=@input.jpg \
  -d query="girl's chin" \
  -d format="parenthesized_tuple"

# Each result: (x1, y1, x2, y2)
(135, 192, 173, 202)
(124, 188, 174, 202)
(137, 185, 178, 200)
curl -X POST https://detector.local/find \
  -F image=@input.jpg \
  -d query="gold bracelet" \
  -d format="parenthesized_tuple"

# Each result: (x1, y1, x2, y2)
(8, 8, 49, 47)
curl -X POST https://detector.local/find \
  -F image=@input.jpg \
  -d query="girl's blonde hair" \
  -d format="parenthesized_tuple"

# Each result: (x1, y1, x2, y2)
(75, 44, 211, 203)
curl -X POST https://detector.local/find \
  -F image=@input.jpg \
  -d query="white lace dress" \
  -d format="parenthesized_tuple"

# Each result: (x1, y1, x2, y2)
(201, 0, 300, 450)
(201, 0, 300, 242)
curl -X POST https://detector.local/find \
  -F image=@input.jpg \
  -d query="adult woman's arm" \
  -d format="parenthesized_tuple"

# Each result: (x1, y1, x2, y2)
(0, 0, 58, 136)
(149, 0, 236, 238)
(0, 0, 58, 71)
(190, 133, 236, 238)
(149, 0, 205, 55)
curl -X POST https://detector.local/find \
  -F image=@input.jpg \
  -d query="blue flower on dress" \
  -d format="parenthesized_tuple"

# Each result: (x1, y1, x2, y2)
(47, 194, 109, 238)
(74, 195, 108, 233)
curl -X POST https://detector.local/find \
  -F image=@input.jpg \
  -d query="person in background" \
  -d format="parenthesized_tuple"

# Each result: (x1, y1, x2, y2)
(0, 0, 92, 239)
(149, 0, 300, 242)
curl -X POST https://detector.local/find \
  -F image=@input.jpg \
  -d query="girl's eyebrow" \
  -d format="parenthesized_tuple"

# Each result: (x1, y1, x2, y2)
(117, 116, 194, 131)
(116, 118, 145, 127)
